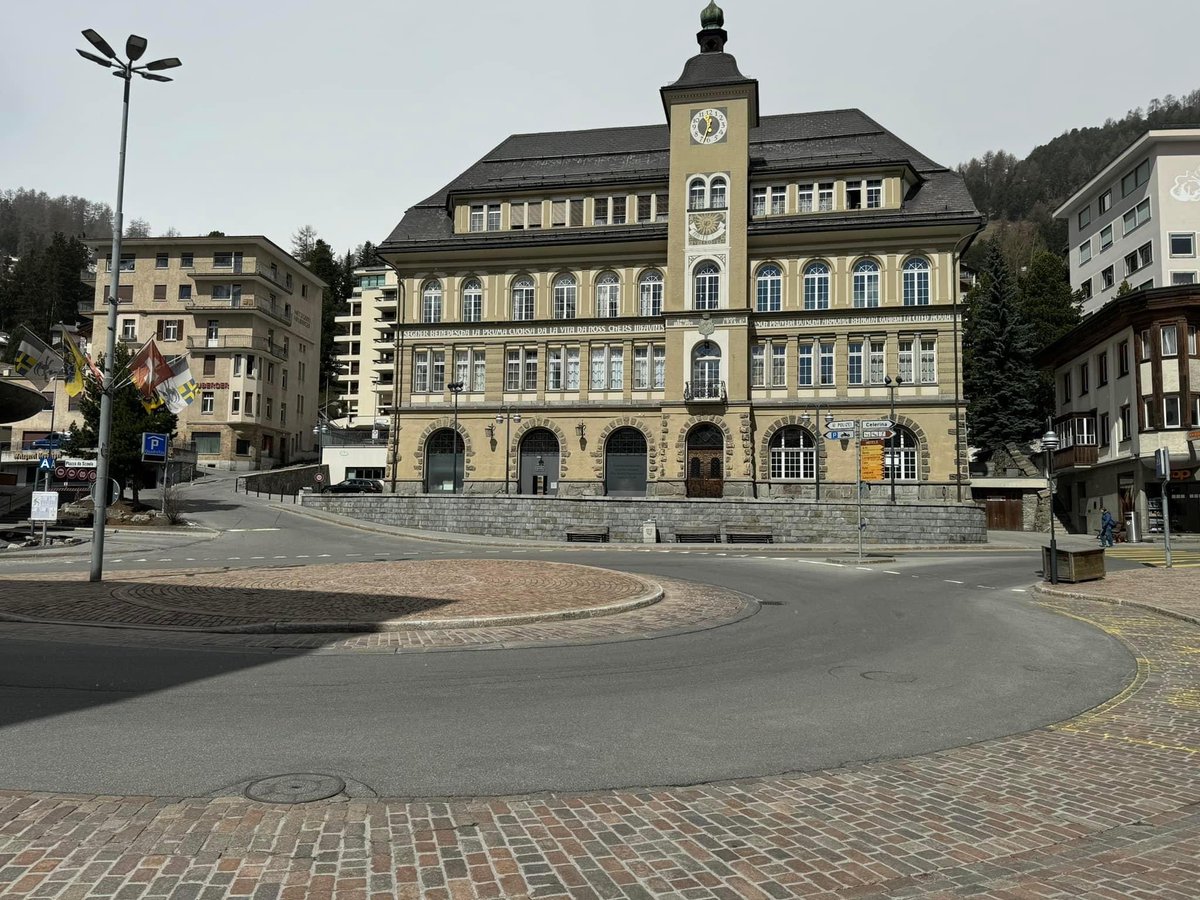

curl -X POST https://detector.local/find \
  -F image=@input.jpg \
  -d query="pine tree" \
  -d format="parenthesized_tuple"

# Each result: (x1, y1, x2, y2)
(963, 242, 1044, 452)
(1018, 249, 1082, 421)
(65, 342, 177, 506)
(297, 238, 349, 395)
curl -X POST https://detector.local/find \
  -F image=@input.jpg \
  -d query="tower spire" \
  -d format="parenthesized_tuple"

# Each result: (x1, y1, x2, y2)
(697, 2, 727, 53)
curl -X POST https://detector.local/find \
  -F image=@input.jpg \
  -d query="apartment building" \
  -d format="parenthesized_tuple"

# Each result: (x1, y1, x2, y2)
(1036, 286, 1200, 535)
(84, 236, 325, 470)
(354, 5, 983, 499)
(1058, 128, 1200, 315)
(333, 264, 399, 424)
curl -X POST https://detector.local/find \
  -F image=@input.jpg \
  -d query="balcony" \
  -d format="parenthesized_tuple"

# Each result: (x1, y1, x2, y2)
(184, 297, 292, 325)
(186, 335, 287, 360)
(683, 380, 726, 402)
(1054, 444, 1098, 469)
(190, 260, 294, 295)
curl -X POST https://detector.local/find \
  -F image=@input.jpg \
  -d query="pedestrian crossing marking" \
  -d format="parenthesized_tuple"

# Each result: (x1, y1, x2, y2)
(1105, 545, 1200, 568)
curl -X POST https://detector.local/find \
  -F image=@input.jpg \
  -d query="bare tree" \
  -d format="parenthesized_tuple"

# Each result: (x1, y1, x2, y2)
(160, 225, 182, 237)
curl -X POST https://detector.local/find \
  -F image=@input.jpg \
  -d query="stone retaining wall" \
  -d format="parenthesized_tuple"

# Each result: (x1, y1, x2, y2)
(302, 494, 987, 544)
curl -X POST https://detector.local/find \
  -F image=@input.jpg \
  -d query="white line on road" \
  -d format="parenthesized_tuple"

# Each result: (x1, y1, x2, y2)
(251, 556, 265, 560)
(346, 553, 362, 556)
(273, 556, 287, 559)
(295, 555, 309, 559)
(317, 554, 331, 558)
(1011, 588, 1027, 593)
(944, 579, 965, 584)
(884, 570, 901, 575)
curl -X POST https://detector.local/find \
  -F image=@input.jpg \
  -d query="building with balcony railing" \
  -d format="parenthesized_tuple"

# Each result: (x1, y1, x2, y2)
(332, 264, 398, 426)
(84, 235, 325, 470)
(1036, 284, 1200, 535)
(353, 5, 983, 499)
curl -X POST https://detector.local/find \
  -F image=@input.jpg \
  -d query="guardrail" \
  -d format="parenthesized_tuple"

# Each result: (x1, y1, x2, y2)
(235, 464, 329, 502)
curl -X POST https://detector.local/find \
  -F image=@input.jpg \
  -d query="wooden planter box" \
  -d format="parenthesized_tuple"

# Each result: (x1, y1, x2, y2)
(1042, 546, 1106, 583)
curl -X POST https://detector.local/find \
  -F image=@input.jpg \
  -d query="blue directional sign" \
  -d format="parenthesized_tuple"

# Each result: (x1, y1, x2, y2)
(825, 430, 855, 441)
(37, 456, 53, 472)
(141, 432, 168, 464)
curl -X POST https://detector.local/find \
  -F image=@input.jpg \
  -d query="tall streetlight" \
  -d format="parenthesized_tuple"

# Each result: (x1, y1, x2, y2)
(1042, 425, 1060, 584)
(491, 407, 521, 494)
(78, 29, 181, 583)
(448, 381, 464, 493)
(884, 374, 904, 503)
(800, 406, 829, 501)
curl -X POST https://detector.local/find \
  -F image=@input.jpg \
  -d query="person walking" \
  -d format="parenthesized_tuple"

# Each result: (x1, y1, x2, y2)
(1099, 507, 1116, 548)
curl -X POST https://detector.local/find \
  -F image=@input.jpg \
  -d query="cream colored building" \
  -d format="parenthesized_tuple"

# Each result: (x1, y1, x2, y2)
(361, 6, 983, 499)
(84, 236, 326, 470)
(334, 264, 399, 425)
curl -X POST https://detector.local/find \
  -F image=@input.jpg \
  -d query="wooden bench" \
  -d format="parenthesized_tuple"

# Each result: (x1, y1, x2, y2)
(674, 525, 721, 543)
(565, 526, 609, 543)
(724, 526, 774, 544)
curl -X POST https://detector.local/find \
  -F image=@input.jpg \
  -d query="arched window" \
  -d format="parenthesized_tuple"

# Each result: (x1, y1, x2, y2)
(638, 270, 663, 316)
(755, 264, 782, 312)
(552, 274, 576, 319)
(769, 426, 815, 480)
(852, 259, 880, 308)
(709, 176, 727, 210)
(424, 428, 465, 493)
(803, 262, 830, 310)
(694, 262, 720, 310)
(885, 426, 919, 481)
(595, 272, 621, 318)
(461, 278, 482, 322)
(903, 257, 931, 306)
(690, 341, 722, 398)
(688, 178, 707, 211)
(511, 276, 535, 321)
(421, 280, 442, 323)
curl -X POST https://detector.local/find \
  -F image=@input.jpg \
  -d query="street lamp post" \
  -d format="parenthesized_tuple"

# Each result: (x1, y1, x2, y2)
(1042, 425, 1060, 584)
(448, 381, 464, 493)
(77, 29, 181, 583)
(494, 407, 521, 494)
(884, 374, 904, 504)
(800, 406, 828, 502)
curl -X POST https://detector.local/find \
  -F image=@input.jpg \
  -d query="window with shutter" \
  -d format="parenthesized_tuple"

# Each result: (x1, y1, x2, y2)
(153, 284, 167, 300)
(551, 199, 567, 227)
(569, 198, 584, 227)
(638, 194, 652, 222)
(511, 203, 525, 229)
(527, 202, 542, 228)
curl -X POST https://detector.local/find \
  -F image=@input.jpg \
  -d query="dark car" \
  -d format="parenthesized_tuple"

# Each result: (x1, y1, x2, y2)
(31, 432, 70, 451)
(323, 478, 384, 494)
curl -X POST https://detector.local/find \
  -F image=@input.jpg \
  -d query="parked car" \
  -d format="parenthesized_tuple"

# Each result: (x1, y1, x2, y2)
(323, 478, 384, 494)
(30, 432, 70, 451)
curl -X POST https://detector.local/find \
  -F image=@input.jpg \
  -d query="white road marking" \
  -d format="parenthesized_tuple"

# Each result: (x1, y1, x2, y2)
(1011, 588, 1027, 593)
(228, 557, 241, 561)
(317, 554, 331, 558)
(884, 570, 901, 575)
(346, 553, 362, 556)
(857, 566, 873, 571)
(273, 555, 287, 559)
(977, 585, 996, 589)
(945, 579, 965, 584)
(295, 555, 309, 559)
(772, 557, 789, 561)
(157, 558, 172, 562)
(251, 556, 265, 560)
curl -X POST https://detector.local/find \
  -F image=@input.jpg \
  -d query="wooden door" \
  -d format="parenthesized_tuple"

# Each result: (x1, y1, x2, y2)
(984, 493, 1022, 530)
(686, 450, 724, 498)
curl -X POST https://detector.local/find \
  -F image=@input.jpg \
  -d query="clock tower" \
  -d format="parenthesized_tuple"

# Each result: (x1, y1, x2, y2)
(659, 3, 760, 495)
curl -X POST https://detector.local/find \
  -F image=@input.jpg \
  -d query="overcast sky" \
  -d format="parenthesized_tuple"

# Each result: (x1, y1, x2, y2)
(2, 0, 1195, 253)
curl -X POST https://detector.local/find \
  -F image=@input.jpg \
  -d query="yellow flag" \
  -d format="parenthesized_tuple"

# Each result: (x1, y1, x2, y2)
(63, 337, 87, 397)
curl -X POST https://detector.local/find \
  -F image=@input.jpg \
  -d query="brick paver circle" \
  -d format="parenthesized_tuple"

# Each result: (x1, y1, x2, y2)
(0, 560, 663, 631)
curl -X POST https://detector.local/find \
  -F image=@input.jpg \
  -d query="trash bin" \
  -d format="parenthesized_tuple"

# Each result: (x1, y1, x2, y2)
(1125, 512, 1139, 543)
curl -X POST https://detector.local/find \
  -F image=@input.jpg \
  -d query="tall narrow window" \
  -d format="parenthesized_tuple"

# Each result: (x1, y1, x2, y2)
(547, 348, 563, 390)
(688, 178, 706, 211)
(868, 339, 885, 384)
(817, 182, 834, 211)
(848, 340, 863, 385)
(553, 274, 577, 320)
(639, 270, 663, 316)
(421, 280, 442, 323)
(755, 264, 782, 312)
(473, 351, 486, 391)
(709, 176, 727, 209)
(852, 259, 880, 308)
(565, 348, 580, 390)
(752, 187, 767, 217)
(634, 347, 649, 389)
(523, 351, 538, 391)
(920, 338, 937, 384)
(819, 342, 835, 385)
(694, 263, 720, 310)
(750, 345, 766, 387)
(798, 343, 813, 386)
(902, 257, 931, 306)
(797, 183, 814, 212)
(803, 262, 830, 310)
(511, 277, 535, 321)
(771, 344, 787, 386)
(898, 339, 914, 383)
(653, 346, 665, 388)
(596, 272, 621, 318)
(462, 278, 482, 322)
(865, 179, 883, 208)
(505, 349, 521, 391)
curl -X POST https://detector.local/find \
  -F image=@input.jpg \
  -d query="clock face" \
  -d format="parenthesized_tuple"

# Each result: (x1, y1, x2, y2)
(690, 107, 728, 145)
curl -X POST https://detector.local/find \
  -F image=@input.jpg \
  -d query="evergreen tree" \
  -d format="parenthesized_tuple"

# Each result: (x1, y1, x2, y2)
(963, 242, 1044, 452)
(1018, 250, 1082, 420)
(354, 241, 378, 267)
(65, 342, 177, 506)
(0, 233, 90, 339)
(124, 218, 152, 238)
(297, 237, 350, 394)
(291, 225, 318, 260)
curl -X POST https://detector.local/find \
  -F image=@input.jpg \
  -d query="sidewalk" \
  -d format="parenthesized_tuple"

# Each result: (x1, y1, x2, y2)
(0, 581, 1197, 899)
(1036, 567, 1200, 625)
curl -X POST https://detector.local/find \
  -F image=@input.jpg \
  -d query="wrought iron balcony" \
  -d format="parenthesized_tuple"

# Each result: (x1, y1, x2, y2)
(683, 380, 726, 402)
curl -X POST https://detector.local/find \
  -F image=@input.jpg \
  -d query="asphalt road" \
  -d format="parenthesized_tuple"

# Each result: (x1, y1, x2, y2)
(0, 473, 1136, 798)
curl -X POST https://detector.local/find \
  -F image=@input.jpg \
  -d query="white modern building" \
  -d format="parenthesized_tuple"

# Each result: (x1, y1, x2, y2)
(1058, 128, 1200, 315)
(333, 264, 399, 426)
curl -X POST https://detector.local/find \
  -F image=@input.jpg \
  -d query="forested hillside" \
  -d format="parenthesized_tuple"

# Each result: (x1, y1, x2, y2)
(0, 188, 113, 257)
(958, 90, 1200, 263)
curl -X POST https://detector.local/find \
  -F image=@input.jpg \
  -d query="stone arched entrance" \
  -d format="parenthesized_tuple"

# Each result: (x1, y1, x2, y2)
(604, 427, 648, 496)
(518, 428, 560, 495)
(685, 423, 724, 498)
(424, 428, 464, 493)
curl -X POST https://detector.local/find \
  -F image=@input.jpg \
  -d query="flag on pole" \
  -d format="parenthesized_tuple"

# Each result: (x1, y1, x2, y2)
(62, 336, 89, 397)
(11, 327, 65, 390)
(129, 339, 173, 404)
(154, 356, 198, 414)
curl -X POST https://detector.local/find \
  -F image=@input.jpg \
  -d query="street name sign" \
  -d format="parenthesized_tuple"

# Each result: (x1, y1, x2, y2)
(860, 419, 894, 430)
(31, 491, 59, 522)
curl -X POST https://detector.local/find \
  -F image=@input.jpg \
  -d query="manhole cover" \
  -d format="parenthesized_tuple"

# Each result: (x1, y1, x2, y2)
(861, 670, 917, 683)
(244, 773, 345, 804)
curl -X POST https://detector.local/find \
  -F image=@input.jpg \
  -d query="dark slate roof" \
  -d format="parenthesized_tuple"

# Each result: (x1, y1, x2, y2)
(667, 51, 754, 90)
(383, 108, 978, 248)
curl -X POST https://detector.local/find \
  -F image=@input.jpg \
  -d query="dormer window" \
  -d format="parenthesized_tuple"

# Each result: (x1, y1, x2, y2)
(469, 204, 501, 232)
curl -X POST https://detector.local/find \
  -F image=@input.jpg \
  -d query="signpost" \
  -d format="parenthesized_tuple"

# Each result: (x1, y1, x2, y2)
(1155, 447, 1173, 568)
(141, 432, 168, 464)
(860, 440, 885, 481)
(31, 492, 58, 522)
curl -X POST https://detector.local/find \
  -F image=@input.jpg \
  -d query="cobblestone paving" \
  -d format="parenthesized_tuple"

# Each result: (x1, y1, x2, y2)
(1037, 567, 1200, 625)
(1, 594, 1197, 898)
(0, 576, 750, 653)
(0, 561, 660, 631)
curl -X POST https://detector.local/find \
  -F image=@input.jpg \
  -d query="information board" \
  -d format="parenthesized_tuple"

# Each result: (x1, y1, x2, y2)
(31, 491, 59, 523)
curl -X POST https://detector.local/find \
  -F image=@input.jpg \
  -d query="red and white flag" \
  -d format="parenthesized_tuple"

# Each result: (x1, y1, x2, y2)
(129, 339, 173, 402)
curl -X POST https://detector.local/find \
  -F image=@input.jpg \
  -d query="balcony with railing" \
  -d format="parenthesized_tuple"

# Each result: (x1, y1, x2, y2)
(1053, 415, 1099, 469)
(1054, 444, 1098, 469)
(186, 335, 287, 360)
(190, 258, 294, 294)
(683, 380, 726, 402)
(184, 296, 292, 325)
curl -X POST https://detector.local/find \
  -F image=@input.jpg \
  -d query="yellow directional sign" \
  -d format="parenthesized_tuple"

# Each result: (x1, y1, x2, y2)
(860, 440, 884, 480)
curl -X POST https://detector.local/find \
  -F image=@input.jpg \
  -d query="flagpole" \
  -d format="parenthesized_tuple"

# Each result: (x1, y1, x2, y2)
(89, 71, 131, 583)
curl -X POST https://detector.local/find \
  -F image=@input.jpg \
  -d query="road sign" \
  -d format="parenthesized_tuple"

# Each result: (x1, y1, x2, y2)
(37, 457, 53, 473)
(142, 432, 168, 464)
(90, 478, 121, 507)
(860, 429, 895, 440)
(860, 443, 884, 480)
(314, 472, 325, 483)
(825, 420, 857, 431)
(860, 419, 894, 430)
(824, 430, 855, 441)
(31, 491, 59, 522)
